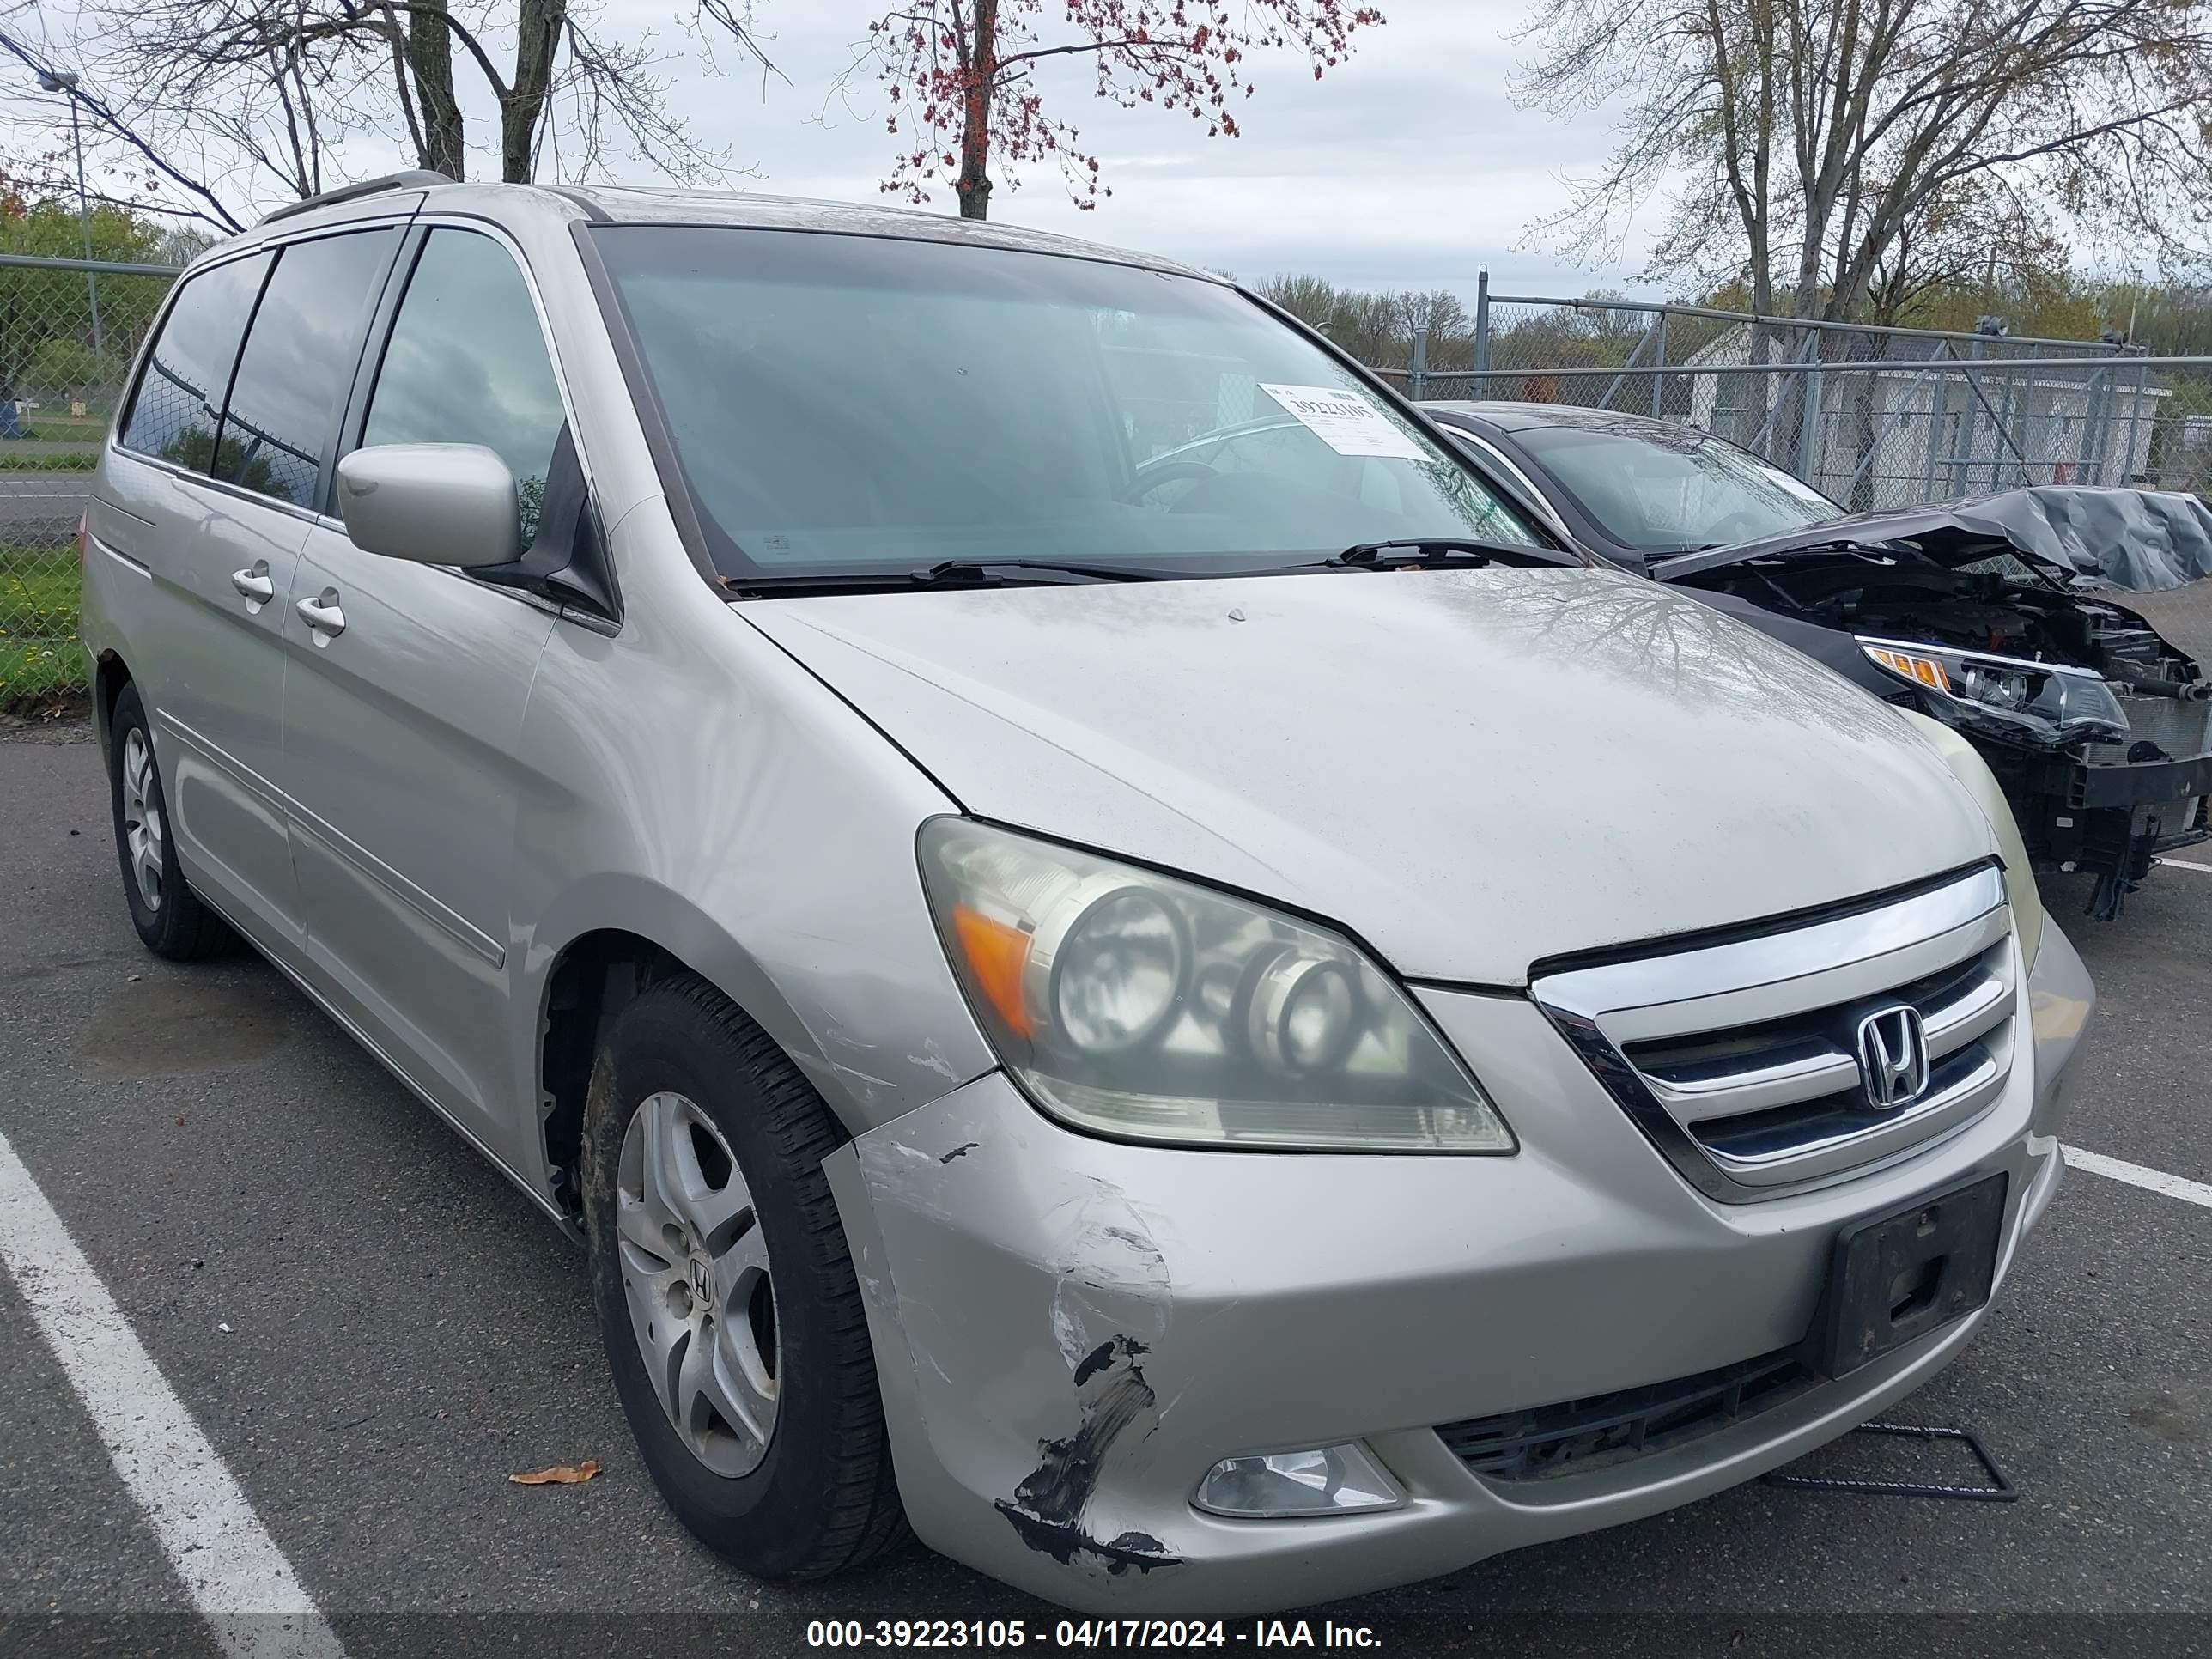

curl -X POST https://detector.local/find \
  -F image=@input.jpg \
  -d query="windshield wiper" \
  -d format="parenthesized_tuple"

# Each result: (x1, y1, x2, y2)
(727, 557, 1169, 598)
(1323, 538, 1546, 569)
(910, 559, 1165, 586)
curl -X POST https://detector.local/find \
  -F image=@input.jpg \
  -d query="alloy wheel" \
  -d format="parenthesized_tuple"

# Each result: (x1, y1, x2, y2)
(615, 1091, 781, 1477)
(121, 727, 164, 915)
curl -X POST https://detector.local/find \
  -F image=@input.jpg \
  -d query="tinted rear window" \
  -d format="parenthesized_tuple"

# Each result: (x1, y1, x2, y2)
(118, 252, 272, 471)
(215, 229, 399, 508)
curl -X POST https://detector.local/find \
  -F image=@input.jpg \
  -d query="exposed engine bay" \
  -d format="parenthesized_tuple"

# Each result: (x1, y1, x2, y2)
(1650, 489, 2212, 920)
(1695, 546, 2208, 722)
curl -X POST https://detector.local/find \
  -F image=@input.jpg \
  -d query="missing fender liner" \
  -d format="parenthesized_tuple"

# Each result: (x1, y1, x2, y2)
(995, 1335, 1183, 1575)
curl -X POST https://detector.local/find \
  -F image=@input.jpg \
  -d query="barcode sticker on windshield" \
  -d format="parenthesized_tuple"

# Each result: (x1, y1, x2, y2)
(1260, 384, 1428, 460)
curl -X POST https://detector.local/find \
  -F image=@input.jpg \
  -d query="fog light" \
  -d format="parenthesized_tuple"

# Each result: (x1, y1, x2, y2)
(1192, 1442, 1404, 1518)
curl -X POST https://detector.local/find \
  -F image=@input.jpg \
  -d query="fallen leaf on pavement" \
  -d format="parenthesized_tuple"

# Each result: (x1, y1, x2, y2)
(510, 1460, 600, 1486)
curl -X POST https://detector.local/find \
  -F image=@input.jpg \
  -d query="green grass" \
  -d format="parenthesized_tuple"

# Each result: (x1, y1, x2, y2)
(0, 450, 97, 471)
(0, 546, 85, 708)
(21, 418, 109, 442)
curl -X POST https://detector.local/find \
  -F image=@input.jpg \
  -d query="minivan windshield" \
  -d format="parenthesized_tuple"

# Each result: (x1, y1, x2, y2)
(1515, 423, 1842, 554)
(590, 227, 1547, 582)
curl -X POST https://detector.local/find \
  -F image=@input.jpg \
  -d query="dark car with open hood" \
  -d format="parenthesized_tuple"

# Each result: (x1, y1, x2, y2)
(1429, 401, 2212, 919)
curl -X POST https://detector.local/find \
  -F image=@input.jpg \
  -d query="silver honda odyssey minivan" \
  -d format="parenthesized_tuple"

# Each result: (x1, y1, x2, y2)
(79, 176, 2093, 1614)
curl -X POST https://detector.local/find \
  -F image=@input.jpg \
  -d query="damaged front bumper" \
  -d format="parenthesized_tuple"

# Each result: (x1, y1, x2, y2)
(824, 928, 2094, 1615)
(2009, 740, 2212, 916)
(2070, 748, 2212, 814)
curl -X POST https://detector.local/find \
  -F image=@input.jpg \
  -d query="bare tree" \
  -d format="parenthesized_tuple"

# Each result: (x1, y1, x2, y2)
(25, 0, 778, 228)
(0, 23, 253, 231)
(1520, 0, 2212, 324)
(848, 0, 1383, 221)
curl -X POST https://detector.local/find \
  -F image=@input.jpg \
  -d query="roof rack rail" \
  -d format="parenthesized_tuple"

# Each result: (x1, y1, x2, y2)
(258, 170, 453, 228)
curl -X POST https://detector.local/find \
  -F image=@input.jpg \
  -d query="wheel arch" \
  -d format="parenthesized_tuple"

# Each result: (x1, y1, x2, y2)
(93, 650, 133, 757)
(528, 883, 848, 1219)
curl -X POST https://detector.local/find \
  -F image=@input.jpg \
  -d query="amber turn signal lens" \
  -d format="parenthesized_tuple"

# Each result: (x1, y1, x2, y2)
(1864, 645, 1950, 692)
(951, 904, 1035, 1037)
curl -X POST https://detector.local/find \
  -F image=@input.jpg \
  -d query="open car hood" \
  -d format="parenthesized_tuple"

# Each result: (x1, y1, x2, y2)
(1651, 486, 2212, 592)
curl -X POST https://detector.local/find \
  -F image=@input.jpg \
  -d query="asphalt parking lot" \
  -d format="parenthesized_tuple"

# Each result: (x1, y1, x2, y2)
(2, 717, 2209, 1658)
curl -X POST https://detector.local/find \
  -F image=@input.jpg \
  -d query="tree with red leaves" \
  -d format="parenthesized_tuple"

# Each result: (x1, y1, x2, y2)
(855, 1, 1383, 221)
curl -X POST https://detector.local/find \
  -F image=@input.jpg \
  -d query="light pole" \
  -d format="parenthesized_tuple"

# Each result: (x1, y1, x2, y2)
(36, 66, 104, 365)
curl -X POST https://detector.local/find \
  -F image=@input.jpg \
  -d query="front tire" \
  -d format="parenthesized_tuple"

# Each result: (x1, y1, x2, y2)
(581, 980, 907, 1579)
(107, 684, 232, 960)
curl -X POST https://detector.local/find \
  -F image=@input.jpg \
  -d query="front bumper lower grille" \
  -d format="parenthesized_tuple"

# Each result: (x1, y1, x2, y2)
(1437, 1347, 1814, 1482)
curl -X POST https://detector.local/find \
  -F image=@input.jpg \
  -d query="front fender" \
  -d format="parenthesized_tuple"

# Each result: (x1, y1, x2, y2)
(506, 534, 998, 1185)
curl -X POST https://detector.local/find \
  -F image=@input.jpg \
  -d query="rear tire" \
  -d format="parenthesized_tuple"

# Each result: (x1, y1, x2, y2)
(107, 684, 233, 961)
(581, 979, 908, 1579)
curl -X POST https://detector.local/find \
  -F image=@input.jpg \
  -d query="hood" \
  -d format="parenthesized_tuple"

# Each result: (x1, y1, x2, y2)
(744, 568, 1998, 985)
(1651, 485, 2212, 592)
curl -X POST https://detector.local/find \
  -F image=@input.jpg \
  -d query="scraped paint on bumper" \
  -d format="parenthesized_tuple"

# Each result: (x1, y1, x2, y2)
(827, 924, 2089, 1615)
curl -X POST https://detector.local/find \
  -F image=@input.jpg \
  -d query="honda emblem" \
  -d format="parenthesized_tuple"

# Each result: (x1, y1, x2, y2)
(1856, 1005, 1930, 1110)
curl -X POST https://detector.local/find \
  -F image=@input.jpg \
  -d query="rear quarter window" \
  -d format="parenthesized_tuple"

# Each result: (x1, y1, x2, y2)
(118, 252, 272, 472)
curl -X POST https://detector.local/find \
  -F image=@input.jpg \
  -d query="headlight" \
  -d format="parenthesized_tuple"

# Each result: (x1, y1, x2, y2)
(918, 818, 1514, 1153)
(1860, 637, 2127, 744)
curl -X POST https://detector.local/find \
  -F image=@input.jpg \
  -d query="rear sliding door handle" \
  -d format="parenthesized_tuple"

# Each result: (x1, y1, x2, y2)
(229, 564, 275, 605)
(295, 589, 346, 641)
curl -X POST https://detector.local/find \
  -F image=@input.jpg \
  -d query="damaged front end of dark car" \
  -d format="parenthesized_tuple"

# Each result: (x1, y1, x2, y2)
(1650, 488, 2212, 918)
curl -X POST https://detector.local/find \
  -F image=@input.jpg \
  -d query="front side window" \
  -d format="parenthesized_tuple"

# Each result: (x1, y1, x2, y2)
(589, 227, 1543, 581)
(1516, 424, 1842, 554)
(118, 252, 272, 472)
(216, 228, 400, 508)
(358, 229, 568, 540)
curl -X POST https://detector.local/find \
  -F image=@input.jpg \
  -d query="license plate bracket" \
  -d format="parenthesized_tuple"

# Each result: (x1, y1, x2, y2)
(1817, 1171, 2008, 1378)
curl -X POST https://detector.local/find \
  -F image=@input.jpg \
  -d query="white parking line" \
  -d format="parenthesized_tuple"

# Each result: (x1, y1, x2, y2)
(2065, 1144, 2212, 1211)
(2156, 857, 2212, 874)
(0, 1128, 346, 1659)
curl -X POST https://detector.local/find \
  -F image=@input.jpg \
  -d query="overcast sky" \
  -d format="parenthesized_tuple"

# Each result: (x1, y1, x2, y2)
(684, 1, 1653, 297)
(5, 0, 1658, 301)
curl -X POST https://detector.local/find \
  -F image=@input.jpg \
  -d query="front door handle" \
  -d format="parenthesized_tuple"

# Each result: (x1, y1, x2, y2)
(295, 588, 346, 641)
(230, 563, 275, 605)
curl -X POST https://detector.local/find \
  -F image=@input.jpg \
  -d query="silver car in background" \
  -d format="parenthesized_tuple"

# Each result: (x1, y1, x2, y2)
(78, 177, 2092, 1614)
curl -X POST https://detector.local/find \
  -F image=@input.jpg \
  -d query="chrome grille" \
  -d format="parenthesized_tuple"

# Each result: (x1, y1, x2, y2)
(1534, 866, 2016, 1202)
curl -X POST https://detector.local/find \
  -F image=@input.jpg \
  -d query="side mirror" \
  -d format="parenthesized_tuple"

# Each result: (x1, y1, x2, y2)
(335, 443, 522, 568)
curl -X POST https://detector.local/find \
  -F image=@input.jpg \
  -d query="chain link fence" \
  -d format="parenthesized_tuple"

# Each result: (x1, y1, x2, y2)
(1377, 286, 2212, 517)
(0, 251, 180, 712)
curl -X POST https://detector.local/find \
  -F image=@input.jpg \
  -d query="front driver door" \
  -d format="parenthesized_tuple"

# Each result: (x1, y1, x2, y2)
(280, 226, 571, 1148)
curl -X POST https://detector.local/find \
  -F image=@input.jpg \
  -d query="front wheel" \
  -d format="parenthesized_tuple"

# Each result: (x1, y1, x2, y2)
(581, 980, 907, 1579)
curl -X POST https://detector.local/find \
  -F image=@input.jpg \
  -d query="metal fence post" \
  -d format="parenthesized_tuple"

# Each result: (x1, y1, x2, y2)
(2120, 355, 2149, 483)
(1955, 342, 1984, 495)
(1410, 324, 1429, 403)
(1797, 353, 1825, 483)
(1922, 348, 1952, 500)
(1651, 309, 1668, 419)
(67, 101, 104, 362)
(1473, 269, 1490, 382)
(2073, 366, 2107, 483)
